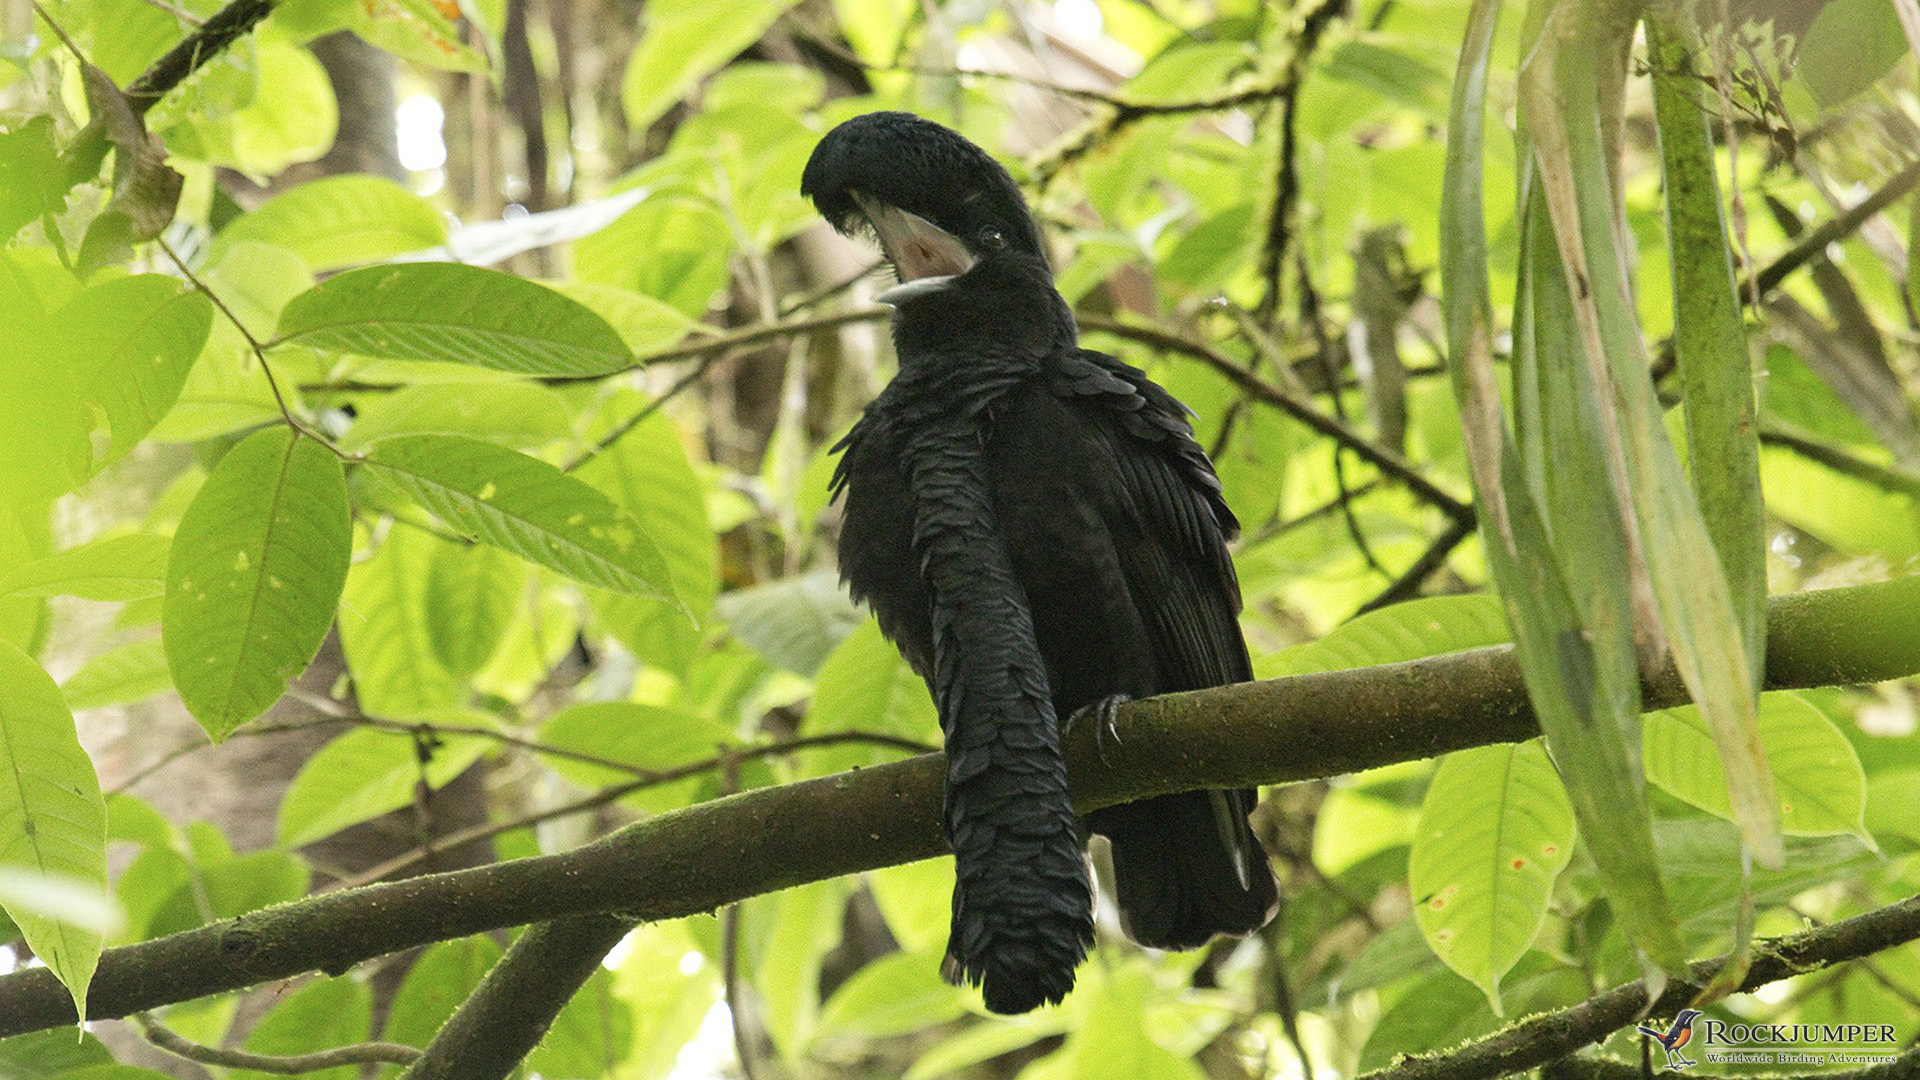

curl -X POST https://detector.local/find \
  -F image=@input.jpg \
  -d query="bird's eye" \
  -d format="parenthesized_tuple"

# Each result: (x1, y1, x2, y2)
(978, 227, 1007, 251)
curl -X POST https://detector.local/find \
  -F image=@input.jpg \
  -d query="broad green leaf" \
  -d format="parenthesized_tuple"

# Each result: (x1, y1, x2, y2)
(1658, 820, 1880, 939)
(1409, 741, 1574, 1012)
(0, 117, 66, 241)
(277, 724, 491, 848)
(0, 534, 168, 600)
(579, 394, 716, 673)
(163, 428, 352, 740)
(1261, 594, 1509, 678)
(164, 42, 337, 176)
(0, 270, 92, 504)
(0, 640, 108, 1020)
(1798, 0, 1909, 106)
(903, 1013, 1070, 1080)
(144, 849, 309, 937)
(105, 793, 174, 849)
(1040, 961, 1206, 1080)
(547, 282, 701, 355)
(382, 936, 503, 1049)
(1646, 692, 1868, 839)
(714, 569, 866, 676)
(754, 878, 849, 1058)
(816, 949, 967, 1041)
(49, 275, 213, 466)
(339, 524, 465, 716)
(621, 0, 800, 131)
(232, 977, 371, 1080)
(801, 620, 937, 776)
(424, 540, 525, 678)
(274, 263, 634, 377)
(363, 434, 678, 602)
(214, 175, 449, 271)
(537, 702, 734, 813)
(866, 858, 955, 955)
(0, 1030, 114, 1076)
(341, 382, 573, 450)
(61, 638, 172, 710)
(144, 319, 286, 444)
(528, 965, 633, 1079)
(609, 922, 719, 1080)
(572, 195, 734, 317)
(0, 868, 123, 936)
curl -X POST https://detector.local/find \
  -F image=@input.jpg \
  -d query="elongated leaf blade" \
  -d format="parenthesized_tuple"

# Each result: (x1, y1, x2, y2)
(163, 428, 352, 740)
(0, 534, 168, 600)
(363, 435, 679, 604)
(0, 640, 108, 1020)
(273, 263, 633, 377)
(277, 723, 491, 849)
(213, 174, 449, 272)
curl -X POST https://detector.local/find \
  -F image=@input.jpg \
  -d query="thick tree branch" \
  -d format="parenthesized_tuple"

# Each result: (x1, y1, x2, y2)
(0, 577, 1914, 1037)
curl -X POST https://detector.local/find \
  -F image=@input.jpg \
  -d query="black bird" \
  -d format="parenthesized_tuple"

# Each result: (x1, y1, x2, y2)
(802, 111, 1279, 1014)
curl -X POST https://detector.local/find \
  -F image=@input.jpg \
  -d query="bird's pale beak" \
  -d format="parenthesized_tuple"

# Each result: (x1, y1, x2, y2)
(851, 191, 975, 305)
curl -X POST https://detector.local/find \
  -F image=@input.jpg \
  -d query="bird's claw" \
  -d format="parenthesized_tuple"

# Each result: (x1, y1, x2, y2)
(1067, 694, 1130, 768)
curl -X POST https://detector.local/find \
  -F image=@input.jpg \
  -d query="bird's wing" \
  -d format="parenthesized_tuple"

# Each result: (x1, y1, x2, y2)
(1046, 349, 1250, 690)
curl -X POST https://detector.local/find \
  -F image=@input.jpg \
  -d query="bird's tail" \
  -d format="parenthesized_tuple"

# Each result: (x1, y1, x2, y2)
(1091, 788, 1278, 950)
(936, 673, 1095, 1013)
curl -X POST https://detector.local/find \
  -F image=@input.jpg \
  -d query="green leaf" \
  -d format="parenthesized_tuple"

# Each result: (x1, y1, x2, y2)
(536, 702, 733, 813)
(714, 569, 866, 676)
(817, 949, 967, 1041)
(621, 0, 801, 131)
(382, 936, 502, 1049)
(1798, 0, 1909, 106)
(340, 382, 574, 450)
(163, 42, 338, 176)
(277, 723, 491, 848)
(528, 965, 633, 1078)
(163, 428, 352, 740)
(0, 117, 66, 242)
(339, 524, 465, 715)
(424, 540, 525, 678)
(0, 868, 122, 936)
(0, 534, 167, 600)
(801, 620, 937, 775)
(578, 393, 717, 673)
(363, 435, 679, 602)
(145, 849, 309, 937)
(50, 275, 213, 466)
(273, 263, 634, 376)
(61, 637, 172, 710)
(606, 921, 719, 1080)
(0, 1030, 114, 1077)
(232, 977, 371, 1080)
(866, 858, 955, 955)
(1409, 741, 1574, 1012)
(0, 640, 108, 1021)
(1646, 692, 1869, 839)
(214, 175, 450, 271)
(1261, 594, 1510, 678)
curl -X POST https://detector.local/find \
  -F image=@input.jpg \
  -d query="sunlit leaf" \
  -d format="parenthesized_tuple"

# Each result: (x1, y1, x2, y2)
(0, 534, 168, 600)
(363, 434, 679, 602)
(277, 722, 492, 848)
(163, 428, 351, 740)
(1409, 741, 1574, 1012)
(275, 263, 634, 376)
(214, 174, 450, 271)
(0, 640, 108, 1020)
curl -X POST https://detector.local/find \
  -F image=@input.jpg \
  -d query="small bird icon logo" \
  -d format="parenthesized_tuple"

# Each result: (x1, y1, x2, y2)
(1636, 1008, 1704, 1070)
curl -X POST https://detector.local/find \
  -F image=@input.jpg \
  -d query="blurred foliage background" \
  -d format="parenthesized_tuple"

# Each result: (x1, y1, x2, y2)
(0, 0, 1917, 1076)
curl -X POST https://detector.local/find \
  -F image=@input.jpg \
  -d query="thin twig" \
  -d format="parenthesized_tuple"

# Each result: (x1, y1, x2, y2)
(1351, 515, 1475, 617)
(1082, 312, 1475, 525)
(133, 1011, 421, 1071)
(320, 730, 940, 891)
(1255, 0, 1349, 322)
(1758, 422, 1920, 499)
(281, 687, 663, 778)
(1290, 257, 1388, 578)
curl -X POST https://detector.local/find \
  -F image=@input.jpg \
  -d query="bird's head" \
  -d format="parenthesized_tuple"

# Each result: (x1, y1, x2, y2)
(802, 112, 1067, 344)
